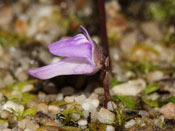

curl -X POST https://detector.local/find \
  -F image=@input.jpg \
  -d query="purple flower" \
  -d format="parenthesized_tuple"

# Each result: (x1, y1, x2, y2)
(28, 26, 104, 79)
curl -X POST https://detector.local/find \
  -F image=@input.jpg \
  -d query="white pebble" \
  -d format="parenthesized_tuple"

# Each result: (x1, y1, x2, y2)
(88, 93, 98, 99)
(0, 45, 4, 57)
(64, 96, 75, 103)
(56, 93, 63, 100)
(106, 125, 115, 131)
(146, 71, 164, 82)
(3, 74, 15, 85)
(82, 103, 91, 111)
(138, 110, 149, 117)
(22, 84, 34, 92)
(37, 103, 48, 113)
(112, 79, 146, 96)
(94, 87, 104, 94)
(124, 119, 136, 128)
(71, 113, 81, 121)
(82, 99, 99, 111)
(48, 105, 60, 114)
(107, 101, 117, 111)
(91, 99, 100, 108)
(97, 108, 115, 124)
(74, 95, 86, 105)
(24, 129, 32, 131)
(2, 101, 24, 113)
(78, 119, 87, 126)
(3, 129, 11, 131)
(1, 110, 10, 119)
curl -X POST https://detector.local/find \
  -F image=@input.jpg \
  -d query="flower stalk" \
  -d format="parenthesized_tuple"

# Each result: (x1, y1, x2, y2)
(98, 0, 111, 107)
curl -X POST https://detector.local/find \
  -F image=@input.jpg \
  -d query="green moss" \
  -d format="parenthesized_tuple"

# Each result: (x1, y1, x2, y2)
(0, 88, 12, 98)
(117, 95, 136, 109)
(126, 60, 153, 74)
(108, 31, 121, 45)
(160, 96, 175, 106)
(0, 87, 36, 105)
(163, 27, 175, 45)
(7, 80, 37, 92)
(37, 126, 59, 131)
(89, 122, 107, 131)
(0, 31, 25, 47)
(9, 108, 24, 120)
(142, 97, 159, 107)
(21, 93, 37, 105)
(144, 83, 161, 94)
(23, 108, 37, 117)
(132, 44, 159, 56)
(148, 0, 175, 22)
(164, 96, 175, 104)
(0, 119, 7, 124)
(62, 107, 84, 118)
(50, 100, 67, 106)
(126, 60, 175, 76)
(110, 77, 123, 88)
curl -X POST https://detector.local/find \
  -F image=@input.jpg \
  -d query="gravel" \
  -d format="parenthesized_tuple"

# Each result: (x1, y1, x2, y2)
(0, 0, 175, 130)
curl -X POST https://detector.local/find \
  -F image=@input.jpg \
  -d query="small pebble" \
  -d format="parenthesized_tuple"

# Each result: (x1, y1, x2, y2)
(97, 108, 115, 124)
(2, 101, 24, 113)
(38, 92, 47, 102)
(48, 105, 60, 114)
(107, 101, 117, 111)
(3, 74, 15, 85)
(82, 103, 91, 111)
(106, 125, 115, 131)
(78, 119, 87, 126)
(27, 98, 40, 109)
(0, 45, 4, 57)
(15, 68, 28, 81)
(90, 99, 100, 108)
(64, 96, 75, 103)
(24, 129, 32, 131)
(159, 102, 175, 119)
(37, 103, 48, 113)
(18, 117, 39, 130)
(146, 71, 164, 82)
(141, 22, 163, 41)
(56, 93, 63, 100)
(1, 110, 10, 119)
(112, 79, 146, 96)
(3, 129, 11, 131)
(124, 119, 136, 128)
(88, 93, 98, 99)
(75, 95, 86, 105)
(22, 84, 34, 92)
(138, 110, 149, 117)
(71, 113, 81, 121)
(94, 87, 104, 94)
(82, 99, 99, 111)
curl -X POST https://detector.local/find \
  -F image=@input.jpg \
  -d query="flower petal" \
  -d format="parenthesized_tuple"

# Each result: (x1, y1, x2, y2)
(48, 34, 92, 61)
(80, 25, 93, 44)
(28, 57, 96, 80)
(80, 25, 95, 64)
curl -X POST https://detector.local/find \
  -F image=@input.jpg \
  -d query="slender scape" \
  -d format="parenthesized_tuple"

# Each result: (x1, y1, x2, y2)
(98, 0, 111, 107)
(98, 0, 109, 58)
